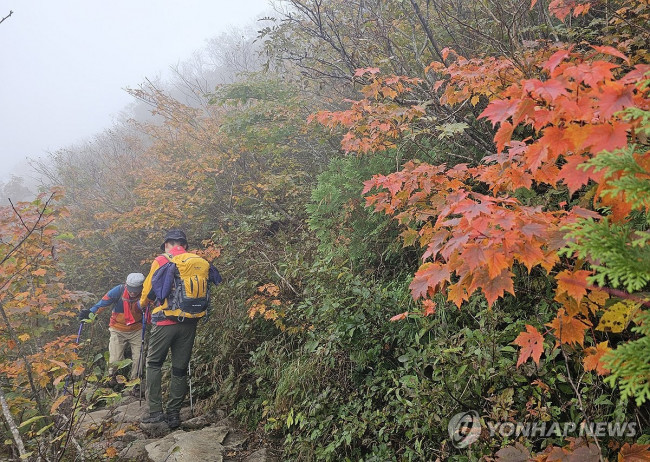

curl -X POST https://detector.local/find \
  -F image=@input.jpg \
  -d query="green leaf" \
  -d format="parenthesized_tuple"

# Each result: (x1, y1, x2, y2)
(19, 415, 46, 428)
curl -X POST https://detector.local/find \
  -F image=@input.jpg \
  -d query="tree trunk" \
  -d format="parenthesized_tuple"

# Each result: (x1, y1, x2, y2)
(0, 385, 27, 458)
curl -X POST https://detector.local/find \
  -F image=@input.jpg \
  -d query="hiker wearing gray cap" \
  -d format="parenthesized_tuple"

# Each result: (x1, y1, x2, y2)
(78, 272, 146, 390)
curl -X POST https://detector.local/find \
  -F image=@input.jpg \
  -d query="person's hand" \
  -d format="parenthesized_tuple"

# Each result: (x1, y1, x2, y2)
(78, 308, 92, 321)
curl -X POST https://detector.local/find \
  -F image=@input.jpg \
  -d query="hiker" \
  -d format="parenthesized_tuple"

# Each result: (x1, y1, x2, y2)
(78, 272, 146, 392)
(140, 229, 222, 429)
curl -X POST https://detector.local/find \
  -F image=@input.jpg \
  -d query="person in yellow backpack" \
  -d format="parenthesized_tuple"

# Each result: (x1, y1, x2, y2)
(140, 229, 221, 429)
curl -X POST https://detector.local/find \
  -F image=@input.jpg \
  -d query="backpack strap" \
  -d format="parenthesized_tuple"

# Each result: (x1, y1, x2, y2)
(155, 253, 172, 267)
(114, 284, 125, 307)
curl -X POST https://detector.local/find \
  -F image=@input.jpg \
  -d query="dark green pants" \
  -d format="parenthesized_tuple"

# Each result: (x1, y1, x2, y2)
(146, 322, 197, 413)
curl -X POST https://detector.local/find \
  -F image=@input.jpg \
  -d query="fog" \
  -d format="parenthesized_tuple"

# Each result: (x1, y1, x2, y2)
(0, 0, 270, 200)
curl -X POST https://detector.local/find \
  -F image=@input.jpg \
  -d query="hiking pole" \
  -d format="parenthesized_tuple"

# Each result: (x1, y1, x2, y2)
(64, 322, 84, 394)
(188, 360, 193, 416)
(138, 305, 149, 406)
(138, 306, 148, 405)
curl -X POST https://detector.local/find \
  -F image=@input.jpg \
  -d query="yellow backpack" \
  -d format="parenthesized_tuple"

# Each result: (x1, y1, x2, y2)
(152, 252, 211, 320)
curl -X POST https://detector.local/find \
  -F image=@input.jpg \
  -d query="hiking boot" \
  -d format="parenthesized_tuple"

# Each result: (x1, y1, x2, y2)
(167, 410, 181, 429)
(141, 411, 165, 424)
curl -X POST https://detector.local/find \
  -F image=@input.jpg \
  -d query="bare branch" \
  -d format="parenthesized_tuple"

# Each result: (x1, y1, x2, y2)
(0, 10, 13, 26)
(0, 385, 26, 458)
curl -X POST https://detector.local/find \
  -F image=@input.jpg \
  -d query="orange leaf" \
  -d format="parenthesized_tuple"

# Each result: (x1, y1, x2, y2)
(481, 269, 515, 307)
(447, 281, 468, 308)
(422, 300, 436, 316)
(32, 268, 47, 277)
(618, 443, 650, 462)
(390, 311, 409, 322)
(546, 308, 589, 347)
(513, 324, 545, 367)
(409, 262, 450, 300)
(558, 155, 592, 194)
(599, 83, 635, 119)
(586, 121, 631, 154)
(479, 99, 518, 126)
(50, 394, 70, 415)
(556, 269, 592, 303)
(583, 341, 611, 375)
(494, 121, 514, 153)
(592, 45, 629, 64)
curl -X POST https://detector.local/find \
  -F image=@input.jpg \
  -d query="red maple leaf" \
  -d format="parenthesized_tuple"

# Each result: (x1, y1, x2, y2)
(591, 45, 629, 64)
(479, 99, 519, 126)
(556, 269, 592, 302)
(546, 309, 589, 347)
(598, 82, 635, 119)
(558, 154, 592, 194)
(409, 262, 451, 300)
(583, 341, 611, 375)
(481, 268, 515, 306)
(585, 121, 631, 154)
(422, 299, 436, 316)
(544, 49, 572, 75)
(513, 324, 545, 367)
(524, 78, 568, 102)
(390, 311, 409, 322)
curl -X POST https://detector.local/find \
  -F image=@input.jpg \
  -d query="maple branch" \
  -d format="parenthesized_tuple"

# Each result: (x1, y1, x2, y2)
(0, 193, 56, 267)
(594, 287, 650, 307)
(0, 246, 49, 293)
(8, 199, 30, 231)
(559, 345, 604, 460)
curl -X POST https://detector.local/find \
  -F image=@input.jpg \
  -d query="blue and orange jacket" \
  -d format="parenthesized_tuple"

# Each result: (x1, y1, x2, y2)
(89, 284, 143, 332)
(140, 245, 221, 325)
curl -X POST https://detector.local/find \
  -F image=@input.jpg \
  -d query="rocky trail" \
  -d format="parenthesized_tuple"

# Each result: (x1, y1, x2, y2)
(75, 394, 279, 461)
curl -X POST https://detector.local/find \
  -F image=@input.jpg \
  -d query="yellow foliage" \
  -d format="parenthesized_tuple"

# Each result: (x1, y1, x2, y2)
(596, 300, 641, 333)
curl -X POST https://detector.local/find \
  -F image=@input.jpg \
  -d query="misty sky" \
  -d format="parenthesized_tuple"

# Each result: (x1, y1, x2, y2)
(0, 0, 269, 180)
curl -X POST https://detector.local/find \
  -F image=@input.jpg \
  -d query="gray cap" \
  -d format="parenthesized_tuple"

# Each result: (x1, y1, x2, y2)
(125, 272, 145, 292)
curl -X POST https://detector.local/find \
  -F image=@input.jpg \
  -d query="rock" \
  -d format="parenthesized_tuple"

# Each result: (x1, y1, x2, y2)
(213, 417, 237, 429)
(140, 420, 170, 438)
(113, 400, 148, 422)
(119, 438, 151, 461)
(182, 414, 210, 430)
(76, 408, 112, 436)
(145, 425, 230, 462)
(209, 409, 228, 422)
(180, 406, 193, 422)
(223, 429, 248, 450)
(245, 448, 279, 462)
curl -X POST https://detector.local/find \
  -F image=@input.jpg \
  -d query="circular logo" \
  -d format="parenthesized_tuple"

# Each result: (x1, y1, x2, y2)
(448, 410, 481, 448)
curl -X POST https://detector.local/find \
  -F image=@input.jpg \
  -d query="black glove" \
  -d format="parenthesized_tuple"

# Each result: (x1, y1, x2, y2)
(78, 308, 92, 321)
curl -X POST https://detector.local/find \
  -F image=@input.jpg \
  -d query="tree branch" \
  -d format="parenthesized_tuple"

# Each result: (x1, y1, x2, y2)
(0, 10, 13, 26)
(0, 382, 27, 458)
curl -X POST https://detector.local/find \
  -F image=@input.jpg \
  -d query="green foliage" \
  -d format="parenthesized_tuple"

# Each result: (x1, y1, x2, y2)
(307, 153, 414, 273)
(604, 309, 650, 406)
(561, 217, 650, 291)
